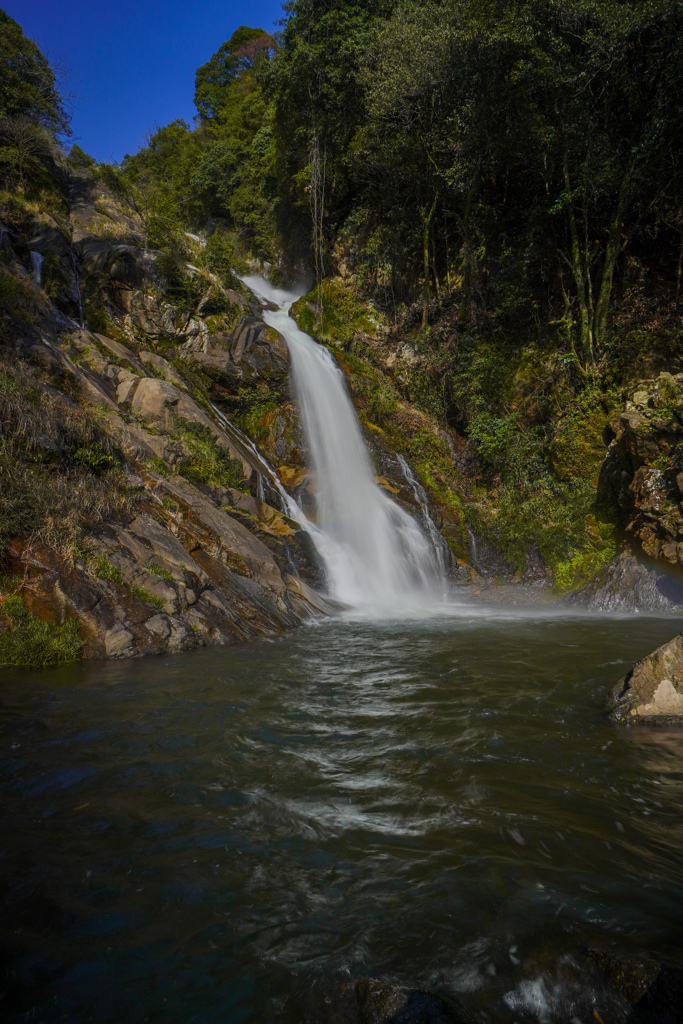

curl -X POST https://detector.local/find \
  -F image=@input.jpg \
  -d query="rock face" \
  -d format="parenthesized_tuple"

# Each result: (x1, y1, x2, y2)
(599, 373, 683, 570)
(182, 316, 289, 379)
(567, 553, 683, 613)
(609, 632, 683, 722)
(3, 470, 335, 662)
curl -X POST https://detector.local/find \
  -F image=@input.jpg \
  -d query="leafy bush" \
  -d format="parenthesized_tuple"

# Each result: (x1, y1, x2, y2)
(0, 595, 83, 667)
(73, 442, 116, 474)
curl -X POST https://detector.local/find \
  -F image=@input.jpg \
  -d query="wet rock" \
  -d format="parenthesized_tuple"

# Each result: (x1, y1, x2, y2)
(104, 623, 136, 658)
(567, 552, 683, 612)
(587, 949, 662, 1005)
(597, 373, 683, 573)
(629, 965, 683, 1023)
(609, 631, 683, 722)
(356, 980, 475, 1024)
(181, 315, 288, 380)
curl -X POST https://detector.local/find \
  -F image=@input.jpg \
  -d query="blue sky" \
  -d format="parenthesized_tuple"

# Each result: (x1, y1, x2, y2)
(5, 0, 286, 163)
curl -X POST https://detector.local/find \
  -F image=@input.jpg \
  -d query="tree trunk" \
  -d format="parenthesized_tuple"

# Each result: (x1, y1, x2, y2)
(594, 176, 629, 348)
(563, 153, 593, 365)
(422, 189, 438, 328)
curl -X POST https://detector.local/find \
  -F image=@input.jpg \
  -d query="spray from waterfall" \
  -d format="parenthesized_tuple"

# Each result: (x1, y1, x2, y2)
(240, 275, 447, 613)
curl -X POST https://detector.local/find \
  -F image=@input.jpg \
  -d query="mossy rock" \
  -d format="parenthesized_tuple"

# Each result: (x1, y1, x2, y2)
(290, 279, 385, 350)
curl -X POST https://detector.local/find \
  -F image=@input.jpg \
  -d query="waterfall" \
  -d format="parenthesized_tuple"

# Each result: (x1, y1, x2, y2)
(396, 454, 450, 583)
(241, 275, 446, 612)
(30, 251, 44, 286)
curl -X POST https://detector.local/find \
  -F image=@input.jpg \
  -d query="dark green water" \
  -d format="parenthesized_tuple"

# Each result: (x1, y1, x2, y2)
(1, 611, 682, 1023)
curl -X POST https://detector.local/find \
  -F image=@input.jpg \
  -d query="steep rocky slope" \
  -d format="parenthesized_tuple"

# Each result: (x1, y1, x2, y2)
(1, 166, 336, 663)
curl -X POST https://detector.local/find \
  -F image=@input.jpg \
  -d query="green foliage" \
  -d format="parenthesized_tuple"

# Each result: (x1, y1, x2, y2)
(90, 554, 123, 584)
(73, 441, 116, 475)
(0, 595, 83, 667)
(176, 418, 246, 491)
(148, 562, 173, 581)
(130, 585, 164, 610)
(147, 456, 169, 477)
(67, 143, 95, 169)
(553, 545, 616, 594)
(0, 10, 69, 196)
(195, 26, 274, 121)
(291, 280, 382, 349)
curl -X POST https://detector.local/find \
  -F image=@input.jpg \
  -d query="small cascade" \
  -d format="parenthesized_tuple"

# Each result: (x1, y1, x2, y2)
(396, 454, 450, 582)
(30, 251, 44, 287)
(240, 275, 447, 613)
(466, 526, 479, 570)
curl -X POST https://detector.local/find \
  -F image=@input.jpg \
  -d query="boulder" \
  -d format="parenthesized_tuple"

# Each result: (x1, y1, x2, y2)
(355, 980, 475, 1024)
(139, 350, 185, 386)
(128, 290, 177, 337)
(182, 315, 288, 380)
(597, 373, 683, 571)
(609, 632, 683, 722)
(567, 552, 683, 613)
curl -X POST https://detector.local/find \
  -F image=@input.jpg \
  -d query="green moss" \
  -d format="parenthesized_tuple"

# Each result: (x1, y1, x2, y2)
(0, 595, 84, 667)
(148, 562, 173, 581)
(131, 585, 164, 609)
(552, 545, 615, 593)
(547, 390, 619, 482)
(290, 280, 384, 350)
(91, 554, 123, 584)
(176, 417, 245, 491)
(147, 456, 169, 477)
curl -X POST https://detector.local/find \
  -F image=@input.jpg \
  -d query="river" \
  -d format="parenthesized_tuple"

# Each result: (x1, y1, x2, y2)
(1, 611, 682, 1022)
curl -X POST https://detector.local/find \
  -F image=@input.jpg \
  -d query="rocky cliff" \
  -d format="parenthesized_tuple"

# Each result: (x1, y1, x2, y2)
(1, 166, 338, 664)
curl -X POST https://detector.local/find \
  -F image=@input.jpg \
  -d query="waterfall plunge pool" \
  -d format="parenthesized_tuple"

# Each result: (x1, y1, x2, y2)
(1, 613, 682, 1023)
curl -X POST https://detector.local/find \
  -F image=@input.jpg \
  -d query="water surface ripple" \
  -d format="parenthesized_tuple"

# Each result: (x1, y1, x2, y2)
(1, 614, 682, 1022)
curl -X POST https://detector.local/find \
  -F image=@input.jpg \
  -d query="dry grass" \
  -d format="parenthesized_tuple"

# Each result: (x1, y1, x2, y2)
(0, 356, 135, 557)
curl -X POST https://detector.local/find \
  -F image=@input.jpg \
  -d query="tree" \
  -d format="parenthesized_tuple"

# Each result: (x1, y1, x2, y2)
(0, 9, 70, 193)
(194, 26, 274, 122)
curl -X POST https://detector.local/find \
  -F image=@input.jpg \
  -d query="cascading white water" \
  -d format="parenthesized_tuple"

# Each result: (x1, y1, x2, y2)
(241, 275, 446, 612)
(30, 251, 44, 286)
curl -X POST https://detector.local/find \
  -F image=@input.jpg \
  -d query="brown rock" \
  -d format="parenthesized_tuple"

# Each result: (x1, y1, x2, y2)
(609, 632, 683, 722)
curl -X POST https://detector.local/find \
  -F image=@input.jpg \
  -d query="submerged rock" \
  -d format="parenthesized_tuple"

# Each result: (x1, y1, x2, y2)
(356, 980, 475, 1024)
(608, 631, 683, 722)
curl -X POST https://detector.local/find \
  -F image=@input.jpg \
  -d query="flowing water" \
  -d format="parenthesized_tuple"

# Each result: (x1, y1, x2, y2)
(1, 615, 683, 1024)
(241, 276, 445, 612)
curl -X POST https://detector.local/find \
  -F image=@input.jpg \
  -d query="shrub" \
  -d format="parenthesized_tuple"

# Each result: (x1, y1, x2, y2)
(0, 595, 84, 667)
(73, 441, 116, 474)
